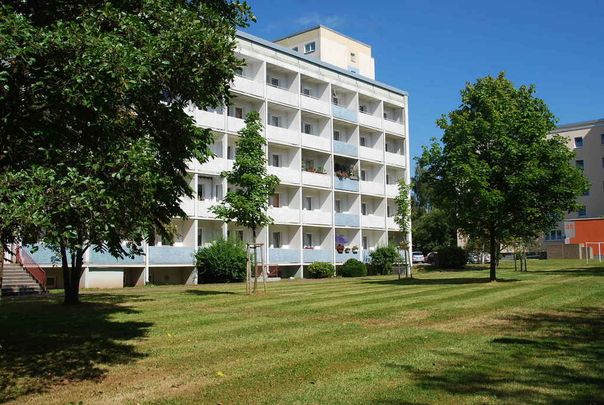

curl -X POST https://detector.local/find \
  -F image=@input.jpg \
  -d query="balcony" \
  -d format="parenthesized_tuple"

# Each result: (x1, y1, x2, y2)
(301, 134, 330, 152)
(89, 249, 145, 266)
(385, 152, 405, 167)
(301, 94, 330, 115)
(360, 180, 383, 196)
(359, 146, 382, 162)
(332, 104, 357, 122)
(268, 166, 299, 184)
(181, 197, 196, 217)
(269, 248, 300, 264)
(267, 125, 299, 146)
(358, 112, 382, 129)
(302, 210, 332, 226)
(227, 116, 246, 133)
(267, 85, 298, 107)
(198, 157, 229, 175)
(386, 184, 398, 198)
(334, 177, 359, 192)
(384, 118, 404, 135)
(193, 110, 224, 130)
(269, 207, 300, 224)
(302, 171, 331, 188)
(387, 217, 399, 230)
(335, 213, 360, 227)
(148, 246, 195, 265)
(335, 251, 361, 263)
(333, 140, 358, 157)
(303, 249, 332, 263)
(197, 200, 218, 219)
(232, 75, 264, 97)
(361, 214, 386, 229)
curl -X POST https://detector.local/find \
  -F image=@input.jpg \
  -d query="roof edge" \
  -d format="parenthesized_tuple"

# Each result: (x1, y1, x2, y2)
(556, 118, 604, 131)
(272, 25, 372, 49)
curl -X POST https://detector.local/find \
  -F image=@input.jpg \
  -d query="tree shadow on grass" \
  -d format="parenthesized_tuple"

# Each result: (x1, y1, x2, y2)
(0, 294, 151, 402)
(527, 268, 604, 276)
(363, 277, 519, 286)
(381, 307, 604, 404)
(184, 289, 237, 296)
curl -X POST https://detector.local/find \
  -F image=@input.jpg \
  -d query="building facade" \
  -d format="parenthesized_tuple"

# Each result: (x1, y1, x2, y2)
(31, 27, 411, 288)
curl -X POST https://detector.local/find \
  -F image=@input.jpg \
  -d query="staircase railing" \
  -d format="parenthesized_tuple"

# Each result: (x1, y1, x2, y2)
(16, 246, 46, 291)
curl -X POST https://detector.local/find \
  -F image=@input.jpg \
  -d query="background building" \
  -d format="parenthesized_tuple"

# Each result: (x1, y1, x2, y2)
(30, 26, 411, 288)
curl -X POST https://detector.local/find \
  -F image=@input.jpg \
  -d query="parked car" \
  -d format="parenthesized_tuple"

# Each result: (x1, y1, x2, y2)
(425, 251, 438, 264)
(468, 252, 491, 264)
(412, 251, 425, 263)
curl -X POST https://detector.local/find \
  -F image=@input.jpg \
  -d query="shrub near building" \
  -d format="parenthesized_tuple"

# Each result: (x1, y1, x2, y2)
(369, 245, 400, 275)
(195, 239, 247, 283)
(434, 246, 468, 269)
(307, 262, 335, 279)
(340, 259, 367, 277)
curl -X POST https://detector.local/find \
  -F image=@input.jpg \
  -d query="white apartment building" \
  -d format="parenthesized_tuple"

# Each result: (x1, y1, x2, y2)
(30, 26, 410, 288)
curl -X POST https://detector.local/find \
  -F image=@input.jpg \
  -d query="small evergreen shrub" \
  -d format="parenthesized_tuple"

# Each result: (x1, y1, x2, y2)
(340, 259, 367, 277)
(370, 245, 400, 275)
(195, 238, 247, 283)
(435, 246, 467, 269)
(307, 262, 335, 278)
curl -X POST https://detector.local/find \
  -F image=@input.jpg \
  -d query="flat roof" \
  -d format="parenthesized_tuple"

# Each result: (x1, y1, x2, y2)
(237, 30, 408, 97)
(556, 118, 604, 130)
(272, 25, 372, 49)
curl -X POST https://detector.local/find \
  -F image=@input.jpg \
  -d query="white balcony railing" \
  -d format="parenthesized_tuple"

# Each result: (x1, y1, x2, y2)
(232, 75, 264, 97)
(384, 118, 404, 135)
(386, 217, 399, 230)
(300, 94, 330, 115)
(193, 109, 224, 130)
(267, 85, 298, 107)
(268, 166, 300, 184)
(359, 146, 383, 162)
(358, 112, 382, 129)
(198, 157, 229, 175)
(181, 197, 196, 217)
(386, 183, 398, 198)
(197, 199, 220, 219)
(269, 207, 300, 224)
(360, 180, 384, 195)
(302, 210, 332, 226)
(227, 116, 246, 133)
(361, 214, 386, 229)
(385, 151, 405, 167)
(301, 135, 330, 152)
(302, 171, 331, 188)
(266, 125, 300, 146)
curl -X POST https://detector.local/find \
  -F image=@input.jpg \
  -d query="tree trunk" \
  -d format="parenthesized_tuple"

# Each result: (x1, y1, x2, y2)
(252, 228, 258, 294)
(489, 232, 497, 282)
(61, 246, 84, 305)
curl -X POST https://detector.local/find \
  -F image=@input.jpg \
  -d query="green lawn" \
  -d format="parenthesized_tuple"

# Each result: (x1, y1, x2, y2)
(1, 260, 603, 404)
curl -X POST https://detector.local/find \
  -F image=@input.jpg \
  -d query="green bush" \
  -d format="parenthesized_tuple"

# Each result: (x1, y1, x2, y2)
(435, 246, 467, 269)
(340, 259, 367, 277)
(370, 245, 400, 275)
(307, 262, 335, 278)
(195, 238, 247, 283)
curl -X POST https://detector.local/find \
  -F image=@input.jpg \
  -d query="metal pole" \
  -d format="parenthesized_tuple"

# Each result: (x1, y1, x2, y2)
(599, 243, 602, 263)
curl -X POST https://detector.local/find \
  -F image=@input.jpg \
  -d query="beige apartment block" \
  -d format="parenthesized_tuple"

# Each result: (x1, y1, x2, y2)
(274, 25, 376, 80)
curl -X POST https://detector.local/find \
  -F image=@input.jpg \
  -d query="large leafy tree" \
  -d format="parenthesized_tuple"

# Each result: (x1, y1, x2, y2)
(211, 111, 279, 291)
(420, 73, 588, 281)
(0, 0, 254, 304)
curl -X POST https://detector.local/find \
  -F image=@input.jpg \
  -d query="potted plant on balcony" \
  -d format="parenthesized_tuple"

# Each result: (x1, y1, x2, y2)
(351, 245, 359, 254)
(344, 246, 351, 253)
(336, 244, 345, 253)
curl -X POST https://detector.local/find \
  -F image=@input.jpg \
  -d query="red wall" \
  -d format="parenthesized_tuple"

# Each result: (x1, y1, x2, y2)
(569, 219, 604, 243)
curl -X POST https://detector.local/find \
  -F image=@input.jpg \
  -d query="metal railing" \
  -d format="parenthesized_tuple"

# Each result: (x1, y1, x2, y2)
(16, 246, 47, 291)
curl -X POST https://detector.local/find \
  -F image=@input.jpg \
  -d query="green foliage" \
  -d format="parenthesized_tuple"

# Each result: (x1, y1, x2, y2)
(420, 72, 588, 280)
(307, 262, 335, 279)
(340, 259, 367, 277)
(393, 180, 411, 240)
(211, 111, 280, 238)
(370, 245, 401, 275)
(434, 246, 468, 269)
(0, 1, 254, 303)
(412, 208, 456, 254)
(195, 238, 247, 283)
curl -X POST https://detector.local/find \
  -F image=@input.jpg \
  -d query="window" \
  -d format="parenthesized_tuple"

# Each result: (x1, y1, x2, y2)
(271, 193, 280, 208)
(231, 106, 243, 119)
(271, 154, 280, 167)
(332, 96, 339, 105)
(271, 232, 281, 248)
(545, 229, 564, 241)
(350, 52, 356, 62)
(237, 230, 244, 241)
(197, 228, 203, 247)
(360, 136, 366, 147)
(303, 123, 312, 134)
(361, 202, 367, 215)
(215, 185, 223, 200)
(235, 67, 244, 77)
(302, 87, 312, 96)
(304, 233, 313, 247)
(385, 142, 390, 152)
(383, 112, 389, 120)
(227, 146, 233, 159)
(360, 170, 366, 181)
(270, 77, 280, 87)
(335, 199, 341, 213)
(362, 236, 368, 250)
(305, 159, 314, 170)
(292, 46, 298, 52)
(576, 160, 584, 170)
(578, 206, 587, 217)
(197, 183, 205, 200)
(574, 137, 583, 148)
(271, 115, 280, 127)
(602, 157, 604, 168)
(601, 133, 604, 144)
(387, 206, 391, 217)
(305, 196, 312, 210)
(359, 104, 367, 113)
(304, 42, 316, 54)
(47, 277, 56, 288)
(349, 67, 359, 74)
(386, 174, 391, 184)
(583, 188, 590, 196)
(333, 130, 340, 141)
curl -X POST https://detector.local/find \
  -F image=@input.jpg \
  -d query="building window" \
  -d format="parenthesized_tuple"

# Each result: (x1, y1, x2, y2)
(361, 202, 367, 215)
(359, 104, 367, 113)
(360, 170, 366, 181)
(335, 199, 341, 213)
(332, 96, 339, 105)
(362, 236, 368, 250)
(237, 230, 244, 241)
(360, 136, 366, 147)
(271, 154, 280, 167)
(302, 87, 311, 97)
(197, 228, 203, 247)
(271, 115, 280, 127)
(215, 184, 222, 199)
(304, 233, 313, 248)
(574, 137, 583, 148)
(303, 123, 312, 134)
(235, 67, 244, 77)
(305, 196, 312, 211)
(578, 206, 587, 217)
(229, 106, 243, 119)
(270, 77, 280, 87)
(386, 174, 391, 184)
(387, 206, 391, 217)
(292, 46, 298, 52)
(545, 229, 564, 241)
(583, 188, 590, 196)
(602, 157, 604, 168)
(304, 42, 316, 54)
(601, 133, 604, 144)
(350, 52, 356, 62)
(333, 130, 340, 141)
(576, 160, 584, 170)
(271, 232, 282, 248)
(271, 193, 280, 208)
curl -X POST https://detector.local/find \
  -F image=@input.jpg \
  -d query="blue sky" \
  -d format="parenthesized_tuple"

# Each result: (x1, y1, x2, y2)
(244, 0, 604, 172)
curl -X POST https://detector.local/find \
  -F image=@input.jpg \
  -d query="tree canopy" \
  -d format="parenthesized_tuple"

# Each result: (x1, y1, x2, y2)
(419, 72, 588, 280)
(0, 0, 254, 304)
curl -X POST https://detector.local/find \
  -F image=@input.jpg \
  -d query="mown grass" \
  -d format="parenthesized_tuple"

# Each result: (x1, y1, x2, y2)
(1, 259, 603, 404)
